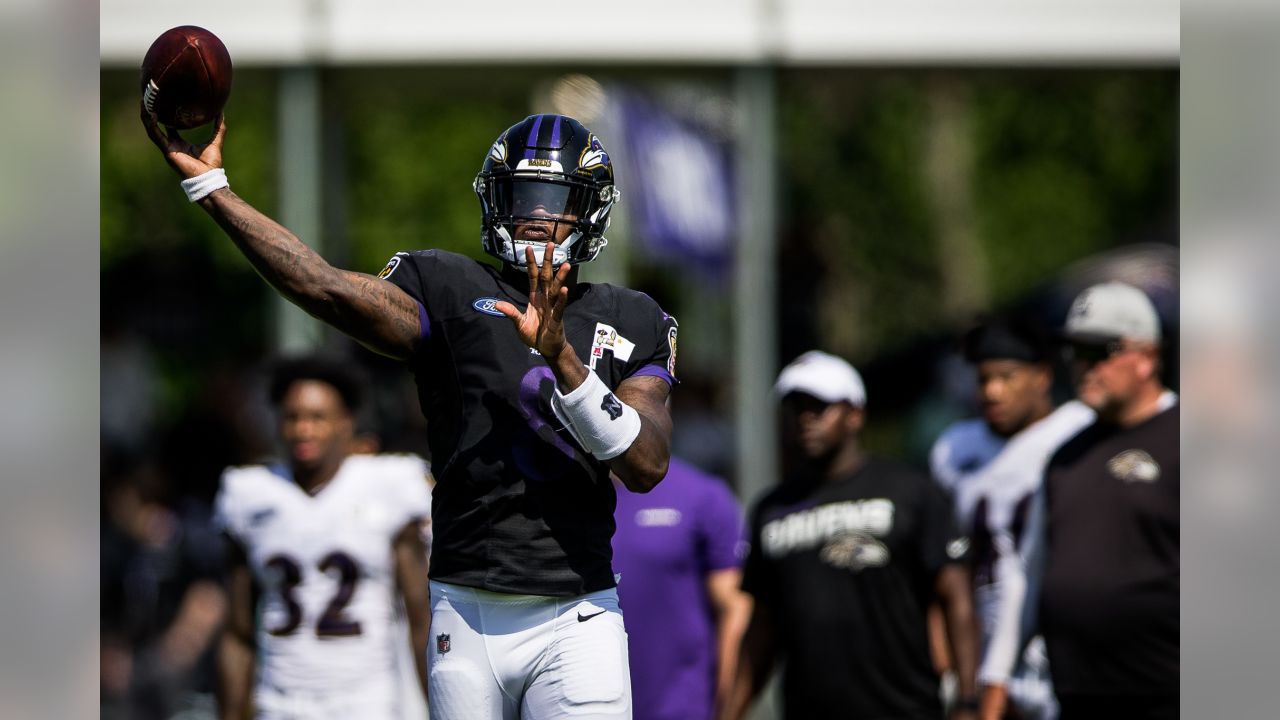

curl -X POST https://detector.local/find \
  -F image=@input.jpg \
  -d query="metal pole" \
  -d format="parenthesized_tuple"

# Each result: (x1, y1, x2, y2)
(275, 65, 325, 353)
(736, 62, 784, 720)
(733, 65, 779, 507)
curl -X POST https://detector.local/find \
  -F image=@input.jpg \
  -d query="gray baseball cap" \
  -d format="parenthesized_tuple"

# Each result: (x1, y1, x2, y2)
(1064, 281, 1162, 343)
(774, 351, 867, 407)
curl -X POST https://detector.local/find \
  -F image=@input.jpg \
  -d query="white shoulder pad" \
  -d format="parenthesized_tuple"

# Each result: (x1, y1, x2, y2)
(214, 464, 277, 539)
(347, 454, 432, 521)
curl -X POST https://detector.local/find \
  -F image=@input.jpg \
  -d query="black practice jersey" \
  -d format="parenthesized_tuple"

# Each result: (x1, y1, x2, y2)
(742, 457, 968, 720)
(380, 250, 678, 596)
(1040, 403, 1179, 697)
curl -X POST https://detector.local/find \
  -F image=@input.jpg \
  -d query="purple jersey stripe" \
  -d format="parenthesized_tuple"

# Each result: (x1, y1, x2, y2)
(415, 300, 431, 345)
(523, 115, 544, 160)
(632, 364, 675, 386)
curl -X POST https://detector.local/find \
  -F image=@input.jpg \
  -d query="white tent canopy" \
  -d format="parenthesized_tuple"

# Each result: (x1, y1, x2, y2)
(101, 0, 1178, 67)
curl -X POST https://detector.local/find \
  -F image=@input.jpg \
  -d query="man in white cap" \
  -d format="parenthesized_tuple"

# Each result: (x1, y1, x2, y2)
(722, 351, 979, 720)
(1025, 282, 1178, 720)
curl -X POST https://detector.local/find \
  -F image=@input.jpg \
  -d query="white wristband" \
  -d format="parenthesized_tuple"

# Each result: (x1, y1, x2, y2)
(551, 369, 642, 461)
(181, 168, 229, 202)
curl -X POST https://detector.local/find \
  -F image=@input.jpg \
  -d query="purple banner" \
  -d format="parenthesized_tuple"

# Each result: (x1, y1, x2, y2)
(616, 91, 736, 278)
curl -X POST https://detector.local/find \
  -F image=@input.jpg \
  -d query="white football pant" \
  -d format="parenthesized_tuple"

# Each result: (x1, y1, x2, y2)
(428, 580, 632, 720)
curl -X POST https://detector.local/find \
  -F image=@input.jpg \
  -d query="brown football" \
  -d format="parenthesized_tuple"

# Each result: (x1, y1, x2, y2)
(140, 26, 233, 130)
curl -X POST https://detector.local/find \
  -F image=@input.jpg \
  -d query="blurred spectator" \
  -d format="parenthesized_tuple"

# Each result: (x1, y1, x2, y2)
(907, 351, 979, 465)
(929, 318, 1094, 719)
(1026, 282, 1178, 720)
(725, 351, 979, 720)
(612, 457, 749, 720)
(101, 320, 159, 456)
(101, 457, 227, 720)
(214, 356, 432, 719)
(162, 362, 274, 506)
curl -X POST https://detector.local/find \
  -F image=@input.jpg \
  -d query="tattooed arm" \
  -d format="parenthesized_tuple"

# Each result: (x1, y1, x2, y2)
(142, 108, 421, 359)
(201, 189, 420, 358)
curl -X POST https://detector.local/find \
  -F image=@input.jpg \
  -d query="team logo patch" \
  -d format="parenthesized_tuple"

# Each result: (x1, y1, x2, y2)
(1108, 449, 1161, 483)
(601, 393, 623, 420)
(436, 633, 451, 654)
(377, 255, 402, 279)
(472, 297, 506, 317)
(820, 532, 890, 572)
(489, 138, 507, 164)
(578, 134, 611, 174)
(666, 325, 679, 378)
(589, 322, 635, 369)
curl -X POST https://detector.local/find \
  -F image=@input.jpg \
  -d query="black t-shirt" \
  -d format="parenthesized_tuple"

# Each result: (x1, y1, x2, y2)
(742, 457, 967, 720)
(381, 249, 678, 596)
(1040, 403, 1179, 697)
(101, 500, 224, 696)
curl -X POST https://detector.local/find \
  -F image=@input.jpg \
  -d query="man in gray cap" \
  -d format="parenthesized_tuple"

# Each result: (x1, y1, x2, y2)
(723, 351, 979, 720)
(1025, 282, 1178, 720)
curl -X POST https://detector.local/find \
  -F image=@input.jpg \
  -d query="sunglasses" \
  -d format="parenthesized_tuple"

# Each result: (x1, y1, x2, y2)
(1062, 339, 1128, 366)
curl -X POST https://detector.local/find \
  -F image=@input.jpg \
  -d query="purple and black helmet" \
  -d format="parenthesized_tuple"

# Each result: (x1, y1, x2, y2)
(474, 114, 620, 266)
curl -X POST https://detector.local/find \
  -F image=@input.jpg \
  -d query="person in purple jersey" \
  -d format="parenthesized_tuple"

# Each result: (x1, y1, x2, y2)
(612, 457, 750, 720)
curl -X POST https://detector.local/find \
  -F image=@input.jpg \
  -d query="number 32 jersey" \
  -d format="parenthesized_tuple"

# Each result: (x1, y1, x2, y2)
(214, 454, 432, 692)
(380, 249, 678, 597)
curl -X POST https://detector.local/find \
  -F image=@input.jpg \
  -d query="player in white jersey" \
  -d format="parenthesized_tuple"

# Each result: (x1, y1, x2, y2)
(930, 319, 1093, 720)
(214, 357, 432, 720)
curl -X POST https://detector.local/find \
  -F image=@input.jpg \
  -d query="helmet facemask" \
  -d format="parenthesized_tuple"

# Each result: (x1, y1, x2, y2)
(475, 173, 618, 267)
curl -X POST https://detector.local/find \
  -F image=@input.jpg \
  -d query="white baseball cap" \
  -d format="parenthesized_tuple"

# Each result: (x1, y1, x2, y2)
(774, 351, 867, 407)
(1064, 281, 1162, 343)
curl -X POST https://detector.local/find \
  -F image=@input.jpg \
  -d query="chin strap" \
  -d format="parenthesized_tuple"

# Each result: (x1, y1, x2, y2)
(494, 225, 573, 266)
(511, 241, 570, 266)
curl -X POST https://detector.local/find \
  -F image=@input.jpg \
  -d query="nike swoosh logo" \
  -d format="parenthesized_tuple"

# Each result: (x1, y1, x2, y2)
(577, 609, 607, 622)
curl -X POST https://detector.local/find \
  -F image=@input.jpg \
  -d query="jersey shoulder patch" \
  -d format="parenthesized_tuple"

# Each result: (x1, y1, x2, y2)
(376, 252, 411, 279)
